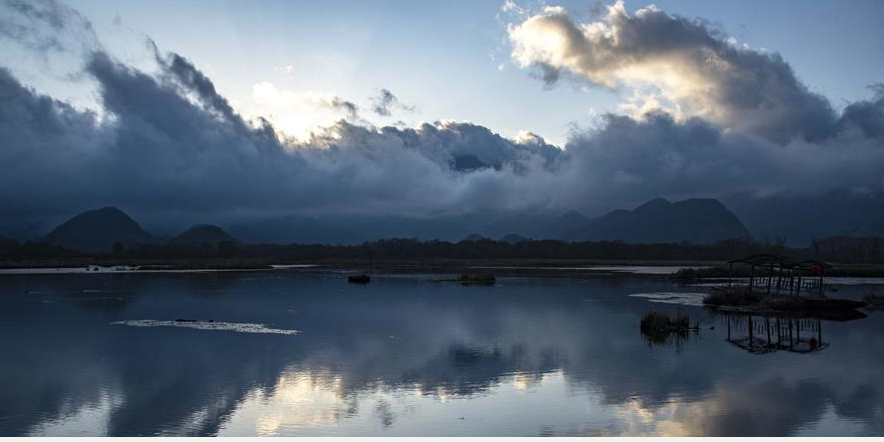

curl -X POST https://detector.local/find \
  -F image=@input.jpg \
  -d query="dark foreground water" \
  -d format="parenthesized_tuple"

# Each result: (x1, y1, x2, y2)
(1, 270, 882, 436)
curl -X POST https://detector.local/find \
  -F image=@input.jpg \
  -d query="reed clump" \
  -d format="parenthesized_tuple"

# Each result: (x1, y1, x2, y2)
(640, 310, 693, 334)
(703, 286, 759, 306)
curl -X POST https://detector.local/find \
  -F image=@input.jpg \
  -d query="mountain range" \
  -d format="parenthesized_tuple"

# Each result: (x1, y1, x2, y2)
(33, 197, 754, 252)
(7, 190, 883, 249)
(40, 207, 241, 252)
(566, 198, 751, 244)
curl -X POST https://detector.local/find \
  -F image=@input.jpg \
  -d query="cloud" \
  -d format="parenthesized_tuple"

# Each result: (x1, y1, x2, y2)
(556, 111, 884, 212)
(836, 84, 884, 141)
(0, 45, 564, 224)
(507, 1, 837, 144)
(500, 0, 524, 14)
(0, 0, 882, 234)
(498, 1, 884, 213)
(244, 82, 363, 139)
(0, 0, 98, 53)
(370, 88, 415, 117)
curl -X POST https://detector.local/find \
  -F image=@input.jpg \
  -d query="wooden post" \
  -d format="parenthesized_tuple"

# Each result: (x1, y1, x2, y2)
(748, 315, 754, 350)
(777, 319, 781, 347)
(728, 262, 733, 287)
(818, 267, 824, 297)
(749, 264, 755, 294)
(789, 319, 794, 350)
(766, 317, 771, 346)
(767, 264, 773, 294)
(786, 269, 795, 296)
(771, 265, 783, 295)
(775, 265, 782, 295)
(789, 268, 795, 296)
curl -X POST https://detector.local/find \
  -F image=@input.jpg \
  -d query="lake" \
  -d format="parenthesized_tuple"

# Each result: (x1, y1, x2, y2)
(1, 269, 882, 436)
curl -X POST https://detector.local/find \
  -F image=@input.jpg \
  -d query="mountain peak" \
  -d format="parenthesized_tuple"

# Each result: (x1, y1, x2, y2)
(571, 197, 750, 244)
(44, 207, 156, 252)
(96, 206, 127, 214)
(170, 224, 238, 247)
(634, 197, 672, 212)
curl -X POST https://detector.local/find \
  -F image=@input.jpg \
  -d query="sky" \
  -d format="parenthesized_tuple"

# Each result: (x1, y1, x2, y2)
(9, 0, 884, 145)
(1, 0, 883, 229)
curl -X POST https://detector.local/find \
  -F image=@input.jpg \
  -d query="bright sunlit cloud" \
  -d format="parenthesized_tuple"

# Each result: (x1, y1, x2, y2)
(507, 0, 838, 144)
(244, 82, 361, 141)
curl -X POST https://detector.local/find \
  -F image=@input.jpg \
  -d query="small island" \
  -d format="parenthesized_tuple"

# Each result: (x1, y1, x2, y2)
(701, 254, 867, 320)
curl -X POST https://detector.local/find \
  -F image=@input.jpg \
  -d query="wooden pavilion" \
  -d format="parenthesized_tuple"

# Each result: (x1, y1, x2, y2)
(726, 254, 831, 297)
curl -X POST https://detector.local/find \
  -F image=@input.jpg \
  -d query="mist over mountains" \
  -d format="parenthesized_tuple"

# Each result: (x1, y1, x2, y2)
(26, 197, 753, 252)
(8, 193, 882, 250)
(724, 190, 884, 246)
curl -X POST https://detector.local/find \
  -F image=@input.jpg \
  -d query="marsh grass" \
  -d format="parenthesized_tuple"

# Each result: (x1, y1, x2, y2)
(703, 286, 759, 306)
(640, 309, 696, 336)
(639, 310, 699, 346)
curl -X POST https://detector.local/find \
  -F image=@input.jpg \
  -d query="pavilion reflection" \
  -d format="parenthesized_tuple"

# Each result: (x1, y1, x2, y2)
(721, 314, 828, 354)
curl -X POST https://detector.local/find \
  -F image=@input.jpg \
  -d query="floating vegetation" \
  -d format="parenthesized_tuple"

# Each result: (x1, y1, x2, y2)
(347, 274, 371, 284)
(110, 319, 299, 335)
(640, 310, 698, 346)
(641, 310, 692, 332)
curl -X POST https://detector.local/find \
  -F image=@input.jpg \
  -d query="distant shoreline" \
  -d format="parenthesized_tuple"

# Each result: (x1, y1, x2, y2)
(2, 258, 883, 278)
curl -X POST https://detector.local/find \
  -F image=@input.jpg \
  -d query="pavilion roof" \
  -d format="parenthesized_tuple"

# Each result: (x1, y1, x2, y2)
(728, 254, 831, 269)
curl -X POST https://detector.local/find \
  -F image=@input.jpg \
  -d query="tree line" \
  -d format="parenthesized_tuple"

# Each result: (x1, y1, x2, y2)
(2, 235, 883, 264)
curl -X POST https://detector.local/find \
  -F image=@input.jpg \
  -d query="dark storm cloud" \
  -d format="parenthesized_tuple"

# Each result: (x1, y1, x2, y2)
(370, 88, 415, 117)
(0, 46, 563, 223)
(498, 1, 884, 212)
(836, 84, 884, 140)
(556, 110, 884, 213)
(0, 0, 883, 229)
(158, 51, 243, 126)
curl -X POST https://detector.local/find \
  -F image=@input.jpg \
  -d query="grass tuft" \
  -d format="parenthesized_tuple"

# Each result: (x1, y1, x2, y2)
(703, 286, 759, 306)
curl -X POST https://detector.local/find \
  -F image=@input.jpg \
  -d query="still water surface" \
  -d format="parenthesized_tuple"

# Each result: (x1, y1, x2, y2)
(1, 270, 882, 436)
